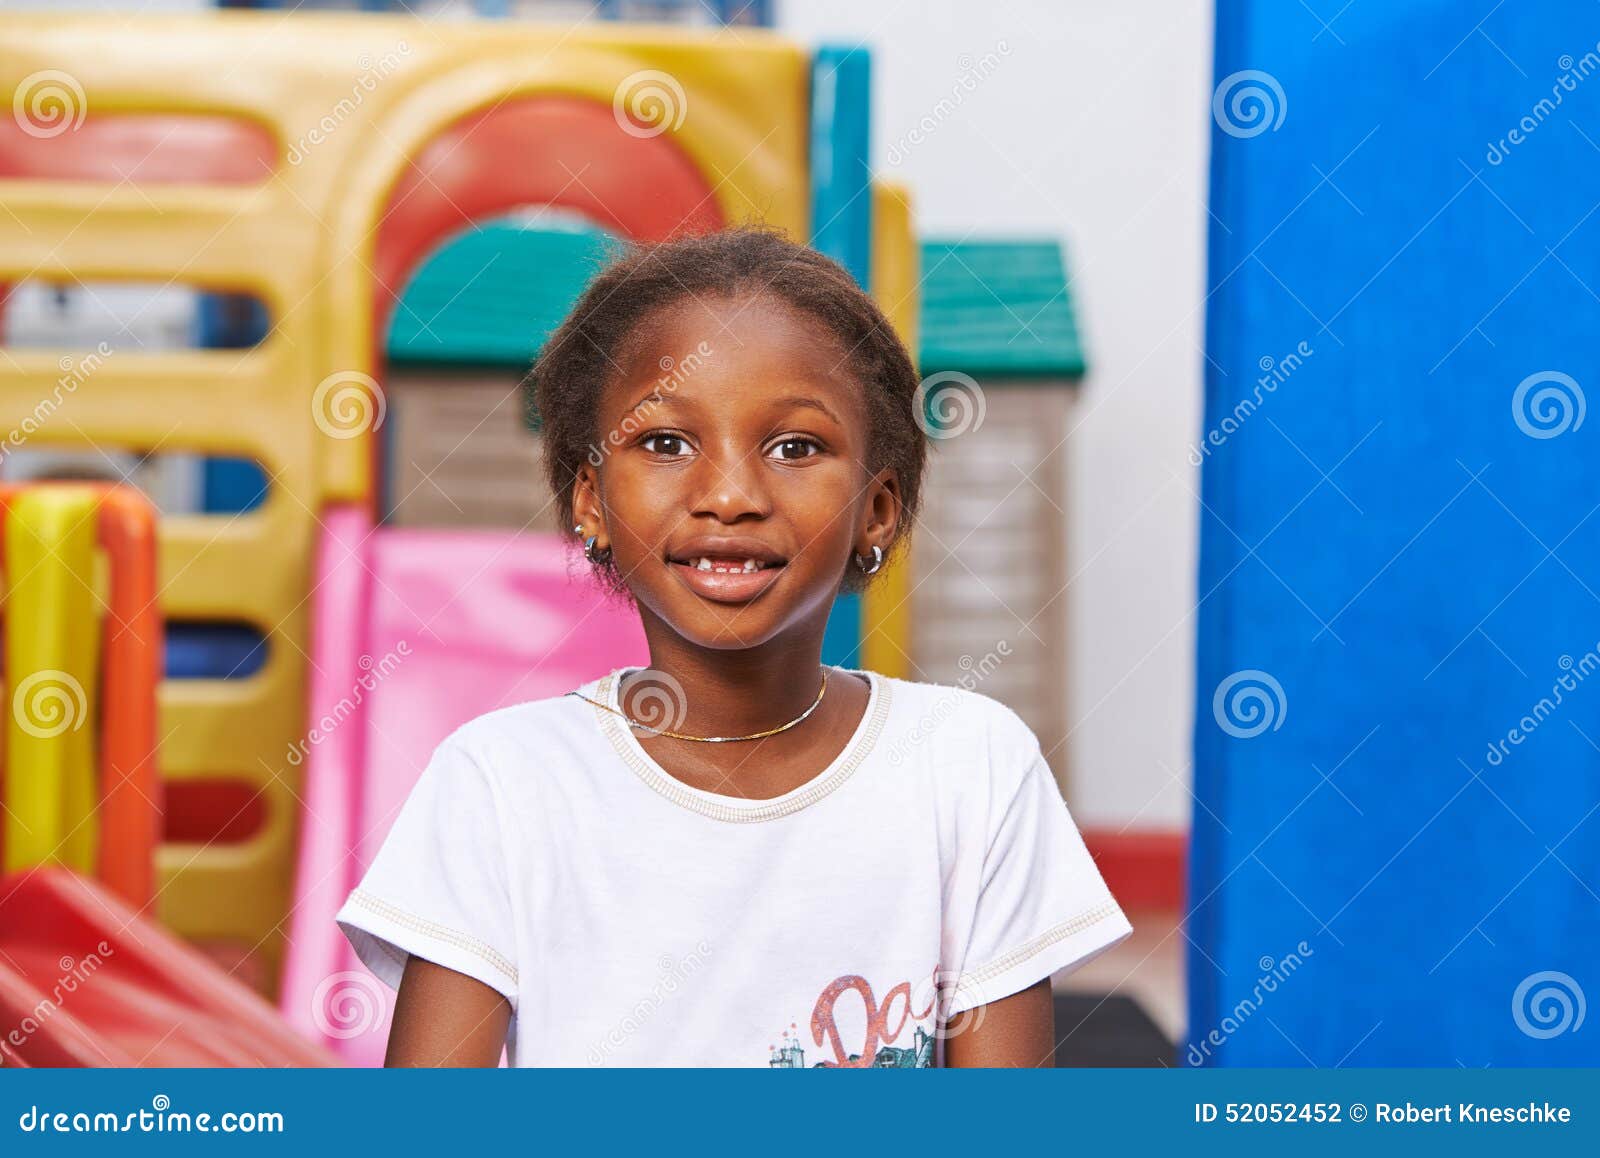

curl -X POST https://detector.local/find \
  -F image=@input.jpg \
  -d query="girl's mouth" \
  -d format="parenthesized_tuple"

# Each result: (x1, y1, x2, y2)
(666, 554, 786, 604)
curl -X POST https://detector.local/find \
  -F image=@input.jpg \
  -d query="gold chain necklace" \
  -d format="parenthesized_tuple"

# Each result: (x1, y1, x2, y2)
(566, 668, 829, 743)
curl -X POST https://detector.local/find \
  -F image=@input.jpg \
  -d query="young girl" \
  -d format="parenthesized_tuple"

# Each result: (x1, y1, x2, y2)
(335, 225, 1132, 1068)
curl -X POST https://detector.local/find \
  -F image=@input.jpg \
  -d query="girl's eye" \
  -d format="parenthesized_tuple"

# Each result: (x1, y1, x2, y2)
(769, 437, 821, 461)
(640, 433, 691, 457)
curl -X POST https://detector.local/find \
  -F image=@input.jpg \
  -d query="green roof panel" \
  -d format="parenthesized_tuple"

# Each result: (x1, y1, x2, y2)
(386, 221, 622, 367)
(389, 229, 1086, 389)
(918, 239, 1086, 380)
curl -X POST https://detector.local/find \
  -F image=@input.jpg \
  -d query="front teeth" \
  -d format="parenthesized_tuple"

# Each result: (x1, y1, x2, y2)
(691, 558, 763, 573)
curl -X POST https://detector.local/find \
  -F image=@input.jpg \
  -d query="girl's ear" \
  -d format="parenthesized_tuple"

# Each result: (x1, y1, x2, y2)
(572, 461, 607, 546)
(858, 467, 902, 555)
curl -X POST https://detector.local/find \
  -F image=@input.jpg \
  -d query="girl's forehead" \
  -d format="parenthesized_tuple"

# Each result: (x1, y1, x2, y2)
(630, 291, 836, 354)
(607, 292, 862, 407)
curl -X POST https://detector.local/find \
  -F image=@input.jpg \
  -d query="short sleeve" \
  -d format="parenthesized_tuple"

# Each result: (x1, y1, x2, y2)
(948, 746, 1134, 1015)
(335, 736, 519, 1006)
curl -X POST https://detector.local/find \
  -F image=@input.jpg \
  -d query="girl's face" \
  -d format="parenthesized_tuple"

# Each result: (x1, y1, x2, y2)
(573, 291, 900, 652)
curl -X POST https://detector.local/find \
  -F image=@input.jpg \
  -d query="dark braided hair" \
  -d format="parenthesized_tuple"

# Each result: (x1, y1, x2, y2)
(529, 223, 926, 595)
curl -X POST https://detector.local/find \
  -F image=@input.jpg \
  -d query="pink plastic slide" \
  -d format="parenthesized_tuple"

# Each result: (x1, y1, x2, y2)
(280, 506, 647, 1063)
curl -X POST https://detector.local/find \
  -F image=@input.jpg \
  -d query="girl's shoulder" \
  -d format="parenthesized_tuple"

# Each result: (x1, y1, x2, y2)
(425, 677, 607, 772)
(869, 669, 1043, 770)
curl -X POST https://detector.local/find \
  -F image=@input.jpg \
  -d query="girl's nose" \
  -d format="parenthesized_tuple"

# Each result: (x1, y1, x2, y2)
(689, 445, 772, 523)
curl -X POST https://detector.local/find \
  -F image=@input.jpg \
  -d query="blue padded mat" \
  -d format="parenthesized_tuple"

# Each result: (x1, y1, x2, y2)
(1192, 0, 1600, 1066)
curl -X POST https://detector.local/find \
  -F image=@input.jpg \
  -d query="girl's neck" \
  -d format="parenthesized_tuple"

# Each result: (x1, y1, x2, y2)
(623, 631, 830, 739)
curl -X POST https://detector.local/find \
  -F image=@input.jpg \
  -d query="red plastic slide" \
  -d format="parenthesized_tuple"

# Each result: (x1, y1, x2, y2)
(0, 868, 337, 1067)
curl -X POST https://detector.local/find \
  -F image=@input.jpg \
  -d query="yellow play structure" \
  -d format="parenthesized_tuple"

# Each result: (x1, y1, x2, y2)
(0, 11, 918, 997)
(4, 489, 102, 876)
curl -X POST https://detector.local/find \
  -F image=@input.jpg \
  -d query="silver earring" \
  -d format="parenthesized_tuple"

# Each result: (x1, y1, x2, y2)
(855, 544, 883, 575)
(584, 535, 612, 565)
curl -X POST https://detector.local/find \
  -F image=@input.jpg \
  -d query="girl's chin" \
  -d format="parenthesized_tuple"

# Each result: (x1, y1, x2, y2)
(630, 559, 841, 647)
(649, 594, 792, 651)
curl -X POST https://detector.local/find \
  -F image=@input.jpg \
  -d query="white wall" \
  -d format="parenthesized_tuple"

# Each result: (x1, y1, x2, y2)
(780, 0, 1213, 831)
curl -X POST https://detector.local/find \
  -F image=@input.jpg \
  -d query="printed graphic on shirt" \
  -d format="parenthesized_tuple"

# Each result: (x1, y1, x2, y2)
(768, 966, 940, 1068)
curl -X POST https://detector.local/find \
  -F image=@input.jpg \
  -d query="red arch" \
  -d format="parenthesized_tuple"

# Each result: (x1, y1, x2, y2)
(0, 97, 727, 344)
(372, 96, 727, 335)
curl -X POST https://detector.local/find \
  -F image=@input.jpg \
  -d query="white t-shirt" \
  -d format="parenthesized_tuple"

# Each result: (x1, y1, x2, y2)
(335, 665, 1133, 1067)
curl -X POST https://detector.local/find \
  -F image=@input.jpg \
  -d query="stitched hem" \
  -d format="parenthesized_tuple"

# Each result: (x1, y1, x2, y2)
(347, 888, 518, 986)
(590, 668, 892, 824)
(951, 900, 1124, 1007)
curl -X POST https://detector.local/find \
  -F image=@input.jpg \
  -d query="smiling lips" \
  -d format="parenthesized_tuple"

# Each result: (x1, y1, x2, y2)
(666, 550, 786, 603)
